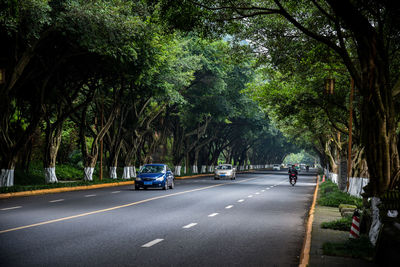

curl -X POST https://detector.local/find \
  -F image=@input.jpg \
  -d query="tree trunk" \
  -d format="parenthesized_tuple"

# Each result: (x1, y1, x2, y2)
(43, 122, 63, 183)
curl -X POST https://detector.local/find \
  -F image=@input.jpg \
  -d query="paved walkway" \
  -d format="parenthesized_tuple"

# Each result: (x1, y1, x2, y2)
(309, 204, 377, 266)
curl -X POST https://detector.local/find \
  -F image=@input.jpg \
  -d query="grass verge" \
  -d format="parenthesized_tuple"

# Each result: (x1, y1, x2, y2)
(321, 217, 353, 231)
(322, 235, 374, 260)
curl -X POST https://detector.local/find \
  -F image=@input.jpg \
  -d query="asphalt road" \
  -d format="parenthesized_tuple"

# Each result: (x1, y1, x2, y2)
(0, 170, 316, 267)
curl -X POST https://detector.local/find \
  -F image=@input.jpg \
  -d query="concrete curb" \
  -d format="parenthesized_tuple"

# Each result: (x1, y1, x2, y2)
(0, 170, 257, 199)
(299, 175, 320, 267)
(0, 181, 135, 199)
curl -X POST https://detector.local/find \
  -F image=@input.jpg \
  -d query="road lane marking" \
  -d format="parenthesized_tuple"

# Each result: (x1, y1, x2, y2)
(1, 206, 22, 211)
(49, 199, 64, 203)
(0, 177, 257, 235)
(255, 192, 260, 195)
(208, 213, 219, 217)
(225, 205, 234, 209)
(111, 191, 120, 194)
(248, 195, 253, 198)
(142, 239, 164, 247)
(267, 188, 271, 190)
(237, 199, 244, 202)
(261, 190, 265, 192)
(85, 194, 96, 197)
(183, 223, 197, 228)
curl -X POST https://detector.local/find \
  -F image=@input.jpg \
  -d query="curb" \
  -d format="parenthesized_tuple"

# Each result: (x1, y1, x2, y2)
(0, 181, 135, 199)
(299, 175, 320, 267)
(0, 170, 257, 199)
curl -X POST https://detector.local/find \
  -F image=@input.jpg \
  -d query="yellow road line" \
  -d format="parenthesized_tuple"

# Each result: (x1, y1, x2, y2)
(0, 178, 256, 235)
(299, 175, 319, 267)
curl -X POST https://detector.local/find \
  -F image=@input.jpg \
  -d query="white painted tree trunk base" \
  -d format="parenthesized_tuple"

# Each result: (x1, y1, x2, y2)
(122, 167, 130, 179)
(84, 167, 94, 181)
(174, 166, 181, 176)
(192, 165, 198, 174)
(0, 169, 14, 187)
(201, 165, 206, 173)
(369, 197, 382, 246)
(109, 167, 117, 179)
(45, 167, 58, 183)
(130, 166, 136, 178)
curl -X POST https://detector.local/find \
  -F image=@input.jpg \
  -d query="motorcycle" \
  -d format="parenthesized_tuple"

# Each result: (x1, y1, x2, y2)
(289, 173, 297, 186)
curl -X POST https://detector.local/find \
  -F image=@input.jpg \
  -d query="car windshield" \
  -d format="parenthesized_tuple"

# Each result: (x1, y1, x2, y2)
(140, 165, 165, 173)
(273, 164, 279, 167)
(216, 165, 231, 170)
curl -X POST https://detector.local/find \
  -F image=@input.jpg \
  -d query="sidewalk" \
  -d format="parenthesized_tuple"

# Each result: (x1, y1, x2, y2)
(308, 195, 377, 266)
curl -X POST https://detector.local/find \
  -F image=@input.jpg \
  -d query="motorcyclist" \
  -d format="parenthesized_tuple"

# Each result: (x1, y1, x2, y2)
(288, 165, 298, 183)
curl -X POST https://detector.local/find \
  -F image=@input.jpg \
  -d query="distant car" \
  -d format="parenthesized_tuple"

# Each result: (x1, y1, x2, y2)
(135, 164, 174, 190)
(273, 164, 281, 171)
(214, 164, 236, 180)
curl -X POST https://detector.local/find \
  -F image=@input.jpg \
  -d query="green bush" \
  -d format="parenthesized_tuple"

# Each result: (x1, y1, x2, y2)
(323, 235, 374, 260)
(56, 164, 82, 180)
(321, 217, 353, 231)
(318, 180, 363, 208)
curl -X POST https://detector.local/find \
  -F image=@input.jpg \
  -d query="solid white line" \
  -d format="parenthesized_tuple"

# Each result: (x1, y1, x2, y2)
(225, 205, 234, 209)
(111, 191, 121, 194)
(183, 223, 198, 229)
(85, 194, 96, 197)
(49, 199, 64, 203)
(237, 199, 245, 202)
(1, 206, 22, 211)
(141, 238, 164, 248)
(208, 213, 219, 217)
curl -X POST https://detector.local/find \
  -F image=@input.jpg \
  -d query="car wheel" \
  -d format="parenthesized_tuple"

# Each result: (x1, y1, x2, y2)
(163, 180, 169, 190)
(169, 180, 174, 189)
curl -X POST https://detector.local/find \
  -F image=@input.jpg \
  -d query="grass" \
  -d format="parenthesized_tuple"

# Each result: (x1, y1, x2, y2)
(318, 180, 362, 208)
(322, 235, 374, 260)
(321, 217, 353, 231)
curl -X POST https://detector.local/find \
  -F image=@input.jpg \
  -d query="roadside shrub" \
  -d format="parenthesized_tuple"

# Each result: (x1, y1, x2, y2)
(321, 217, 352, 231)
(56, 164, 82, 180)
(318, 180, 362, 208)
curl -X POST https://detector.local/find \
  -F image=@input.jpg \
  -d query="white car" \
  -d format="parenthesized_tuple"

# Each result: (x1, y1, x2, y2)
(272, 164, 281, 171)
(214, 164, 236, 180)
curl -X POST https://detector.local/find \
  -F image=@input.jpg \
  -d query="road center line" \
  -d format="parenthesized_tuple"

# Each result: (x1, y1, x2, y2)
(183, 223, 197, 228)
(0, 177, 257, 235)
(208, 213, 219, 217)
(1, 206, 22, 211)
(142, 239, 164, 248)
(225, 205, 234, 209)
(49, 199, 64, 203)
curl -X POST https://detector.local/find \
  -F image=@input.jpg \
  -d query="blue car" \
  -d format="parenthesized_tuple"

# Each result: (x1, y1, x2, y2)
(135, 164, 175, 190)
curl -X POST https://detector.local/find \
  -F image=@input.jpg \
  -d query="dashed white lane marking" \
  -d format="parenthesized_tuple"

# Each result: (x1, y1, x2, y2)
(85, 194, 96, 197)
(237, 199, 245, 203)
(261, 190, 265, 192)
(208, 213, 219, 217)
(183, 223, 198, 229)
(225, 205, 234, 209)
(142, 239, 164, 247)
(49, 199, 64, 203)
(1, 206, 22, 211)
(255, 192, 260, 195)
(111, 191, 120, 194)
(248, 195, 253, 198)
(267, 188, 271, 190)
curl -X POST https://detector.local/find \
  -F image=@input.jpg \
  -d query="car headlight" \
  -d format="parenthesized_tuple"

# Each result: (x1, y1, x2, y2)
(156, 176, 164, 181)
(136, 177, 142, 181)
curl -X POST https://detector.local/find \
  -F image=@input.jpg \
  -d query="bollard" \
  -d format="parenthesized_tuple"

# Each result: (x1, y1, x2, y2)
(349, 210, 360, 238)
